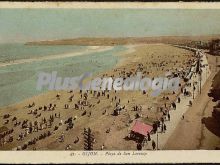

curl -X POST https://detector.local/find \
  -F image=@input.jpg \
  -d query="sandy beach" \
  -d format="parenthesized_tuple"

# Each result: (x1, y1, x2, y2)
(0, 43, 203, 150)
(1, 6, 220, 164)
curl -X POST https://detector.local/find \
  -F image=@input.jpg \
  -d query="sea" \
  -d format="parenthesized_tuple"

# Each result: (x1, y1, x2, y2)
(0, 43, 127, 107)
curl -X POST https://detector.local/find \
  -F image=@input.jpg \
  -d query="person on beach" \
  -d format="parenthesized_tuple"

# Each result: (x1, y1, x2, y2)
(56, 94, 60, 100)
(147, 132, 151, 141)
(183, 90, 186, 96)
(101, 144, 105, 150)
(152, 140, 156, 150)
(137, 143, 142, 150)
(74, 136, 79, 144)
(163, 124, 166, 132)
(193, 85, 196, 91)
(172, 102, 176, 110)
(168, 113, 170, 121)
(189, 100, 192, 106)
(161, 117, 164, 124)
(177, 97, 181, 103)
(153, 123, 158, 133)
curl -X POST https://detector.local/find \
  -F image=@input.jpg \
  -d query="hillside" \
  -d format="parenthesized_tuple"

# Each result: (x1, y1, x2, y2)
(26, 35, 220, 46)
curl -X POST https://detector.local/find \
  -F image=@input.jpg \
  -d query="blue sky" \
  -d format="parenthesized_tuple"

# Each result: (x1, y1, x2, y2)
(0, 9, 220, 43)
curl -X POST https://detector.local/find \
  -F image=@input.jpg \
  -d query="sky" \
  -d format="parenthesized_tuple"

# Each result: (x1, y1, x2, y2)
(0, 9, 220, 43)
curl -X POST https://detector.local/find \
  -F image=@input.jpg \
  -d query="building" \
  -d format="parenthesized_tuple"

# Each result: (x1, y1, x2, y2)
(210, 39, 220, 55)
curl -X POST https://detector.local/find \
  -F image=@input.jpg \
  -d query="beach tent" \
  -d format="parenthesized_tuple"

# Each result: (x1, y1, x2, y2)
(131, 120, 153, 137)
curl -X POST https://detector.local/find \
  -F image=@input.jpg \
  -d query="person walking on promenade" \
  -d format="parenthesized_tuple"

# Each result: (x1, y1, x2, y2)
(168, 113, 170, 121)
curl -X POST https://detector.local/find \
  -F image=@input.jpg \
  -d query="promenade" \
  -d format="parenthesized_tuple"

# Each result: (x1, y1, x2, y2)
(144, 48, 211, 150)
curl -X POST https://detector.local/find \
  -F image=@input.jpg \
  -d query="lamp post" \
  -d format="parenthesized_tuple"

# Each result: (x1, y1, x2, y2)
(199, 71, 202, 94)
(192, 74, 194, 100)
(204, 64, 208, 80)
(198, 50, 202, 95)
(156, 131, 158, 150)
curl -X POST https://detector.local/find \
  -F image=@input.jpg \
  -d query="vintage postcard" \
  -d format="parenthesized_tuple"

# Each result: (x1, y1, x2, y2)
(0, 2, 220, 164)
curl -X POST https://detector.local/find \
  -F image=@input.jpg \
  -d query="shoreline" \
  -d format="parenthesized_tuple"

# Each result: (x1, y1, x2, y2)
(0, 45, 133, 109)
(0, 46, 113, 68)
(0, 45, 132, 109)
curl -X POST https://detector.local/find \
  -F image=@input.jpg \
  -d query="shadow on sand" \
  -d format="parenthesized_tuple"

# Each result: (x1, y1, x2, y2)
(201, 117, 220, 137)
